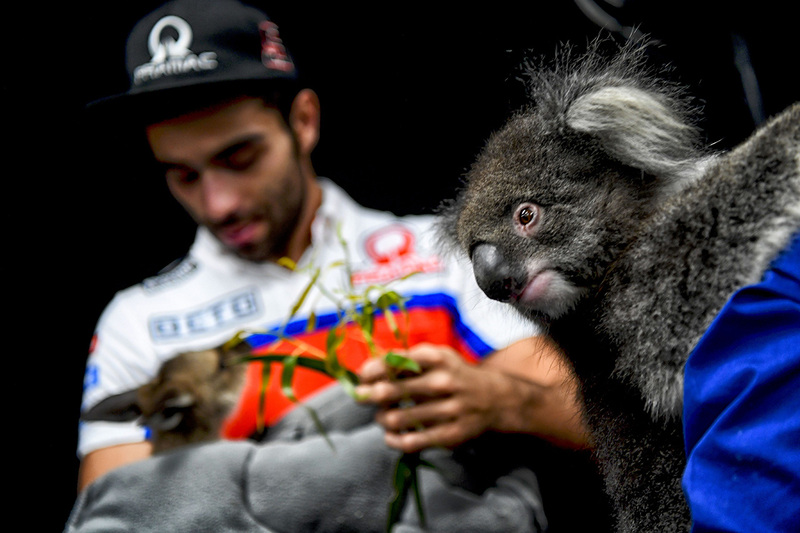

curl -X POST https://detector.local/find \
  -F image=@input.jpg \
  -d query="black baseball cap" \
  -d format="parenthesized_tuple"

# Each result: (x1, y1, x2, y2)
(88, 0, 299, 122)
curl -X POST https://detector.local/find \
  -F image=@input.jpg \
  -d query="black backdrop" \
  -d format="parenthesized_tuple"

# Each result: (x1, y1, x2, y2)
(6, 1, 796, 530)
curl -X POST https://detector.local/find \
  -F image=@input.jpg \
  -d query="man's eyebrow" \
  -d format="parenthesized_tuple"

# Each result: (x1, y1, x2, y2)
(213, 133, 264, 161)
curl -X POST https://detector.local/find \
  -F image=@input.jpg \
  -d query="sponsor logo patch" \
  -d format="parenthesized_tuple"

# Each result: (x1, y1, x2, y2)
(149, 289, 261, 342)
(351, 225, 443, 285)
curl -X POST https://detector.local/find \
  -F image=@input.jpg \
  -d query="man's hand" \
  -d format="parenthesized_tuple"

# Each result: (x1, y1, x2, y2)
(357, 343, 504, 452)
(355, 338, 589, 453)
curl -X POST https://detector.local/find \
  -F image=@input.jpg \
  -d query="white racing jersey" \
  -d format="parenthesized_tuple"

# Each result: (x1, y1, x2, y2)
(79, 179, 535, 457)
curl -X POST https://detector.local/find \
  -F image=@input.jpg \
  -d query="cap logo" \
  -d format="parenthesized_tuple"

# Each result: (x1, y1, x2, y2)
(133, 15, 218, 85)
(259, 21, 294, 72)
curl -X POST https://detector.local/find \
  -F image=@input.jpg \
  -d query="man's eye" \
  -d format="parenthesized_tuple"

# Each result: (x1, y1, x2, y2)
(222, 145, 261, 171)
(165, 167, 199, 185)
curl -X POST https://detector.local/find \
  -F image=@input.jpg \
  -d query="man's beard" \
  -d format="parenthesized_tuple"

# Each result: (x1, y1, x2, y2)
(226, 176, 306, 263)
(238, 204, 303, 262)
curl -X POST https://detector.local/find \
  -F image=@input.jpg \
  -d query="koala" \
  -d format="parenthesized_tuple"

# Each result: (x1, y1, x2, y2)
(81, 343, 249, 453)
(439, 38, 800, 532)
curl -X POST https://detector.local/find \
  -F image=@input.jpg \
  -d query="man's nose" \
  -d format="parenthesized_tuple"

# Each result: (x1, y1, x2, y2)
(201, 170, 242, 222)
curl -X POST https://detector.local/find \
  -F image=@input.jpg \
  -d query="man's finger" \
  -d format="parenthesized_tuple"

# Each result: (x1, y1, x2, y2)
(376, 397, 460, 432)
(384, 422, 471, 453)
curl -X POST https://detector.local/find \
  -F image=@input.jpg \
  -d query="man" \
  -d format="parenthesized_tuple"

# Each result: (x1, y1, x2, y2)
(70, 1, 596, 530)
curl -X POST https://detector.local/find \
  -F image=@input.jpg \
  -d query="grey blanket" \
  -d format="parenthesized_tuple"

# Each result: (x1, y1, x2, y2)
(65, 385, 548, 532)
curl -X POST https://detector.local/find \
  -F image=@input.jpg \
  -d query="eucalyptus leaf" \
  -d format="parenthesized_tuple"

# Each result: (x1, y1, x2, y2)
(285, 267, 321, 329)
(387, 456, 411, 530)
(306, 310, 317, 333)
(281, 355, 299, 402)
(335, 223, 354, 287)
(376, 290, 403, 309)
(222, 330, 250, 352)
(325, 325, 346, 364)
(299, 401, 335, 450)
(387, 452, 427, 531)
(384, 352, 422, 374)
(240, 353, 359, 385)
(277, 257, 297, 270)
(256, 361, 272, 433)
(383, 309, 400, 339)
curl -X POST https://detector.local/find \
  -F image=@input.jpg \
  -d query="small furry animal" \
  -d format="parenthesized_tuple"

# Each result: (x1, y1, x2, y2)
(439, 38, 800, 532)
(81, 343, 249, 453)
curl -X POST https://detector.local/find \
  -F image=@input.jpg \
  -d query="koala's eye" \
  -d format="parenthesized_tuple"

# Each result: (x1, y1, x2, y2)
(518, 207, 535, 225)
(515, 203, 539, 226)
(513, 203, 540, 237)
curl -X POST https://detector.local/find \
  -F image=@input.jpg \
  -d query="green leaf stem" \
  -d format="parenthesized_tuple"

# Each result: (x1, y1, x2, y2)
(226, 235, 427, 532)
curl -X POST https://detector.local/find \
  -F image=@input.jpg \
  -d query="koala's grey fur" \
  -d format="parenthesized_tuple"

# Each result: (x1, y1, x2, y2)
(439, 37, 800, 532)
(81, 344, 248, 453)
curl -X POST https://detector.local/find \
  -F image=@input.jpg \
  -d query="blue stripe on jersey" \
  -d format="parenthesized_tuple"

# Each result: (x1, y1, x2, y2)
(244, 292, 494, 358)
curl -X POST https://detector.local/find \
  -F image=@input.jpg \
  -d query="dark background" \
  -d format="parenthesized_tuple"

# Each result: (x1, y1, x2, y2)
(6, 1, 796, 530)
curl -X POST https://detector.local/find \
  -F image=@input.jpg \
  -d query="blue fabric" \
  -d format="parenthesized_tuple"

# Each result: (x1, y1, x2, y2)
(683, 233, 800, 533)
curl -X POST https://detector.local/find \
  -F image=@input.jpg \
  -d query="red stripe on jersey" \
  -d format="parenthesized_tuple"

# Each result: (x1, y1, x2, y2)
(222, 306, 480, 439)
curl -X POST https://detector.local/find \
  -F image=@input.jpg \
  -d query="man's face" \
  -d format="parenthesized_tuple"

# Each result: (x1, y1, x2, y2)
(146, 97, 306, 262)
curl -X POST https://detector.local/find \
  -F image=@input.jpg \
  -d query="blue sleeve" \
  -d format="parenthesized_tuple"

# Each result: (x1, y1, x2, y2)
(682, 234, 800, 533)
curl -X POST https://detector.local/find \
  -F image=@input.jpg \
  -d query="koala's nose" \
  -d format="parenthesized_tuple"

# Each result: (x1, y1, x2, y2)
(471, 243, 522, 303)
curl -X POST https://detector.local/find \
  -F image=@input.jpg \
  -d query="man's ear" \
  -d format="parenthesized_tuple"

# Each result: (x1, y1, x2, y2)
(289, 88, 321, 156)
(81, 390, 143, 423)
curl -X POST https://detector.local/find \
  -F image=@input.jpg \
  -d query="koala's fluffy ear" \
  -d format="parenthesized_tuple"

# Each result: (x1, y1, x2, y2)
(81, 390, 142, 423)
(566, 86, 704, 184)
